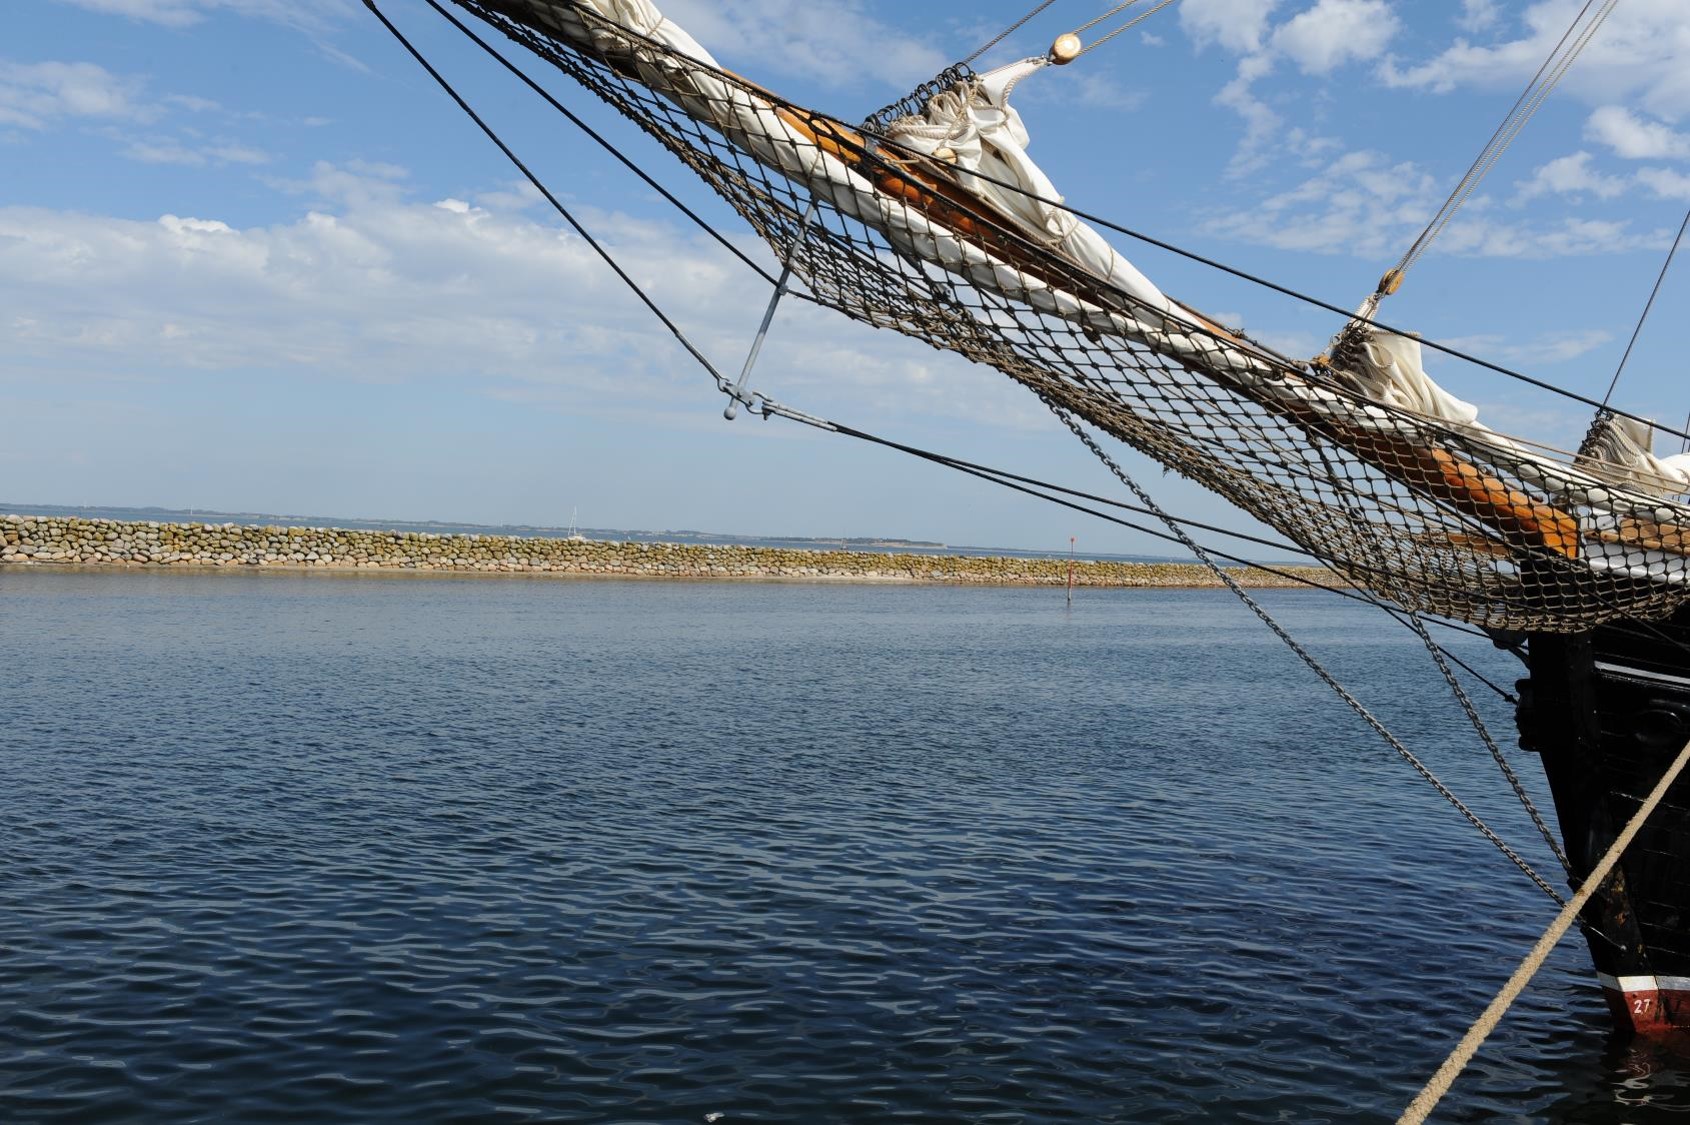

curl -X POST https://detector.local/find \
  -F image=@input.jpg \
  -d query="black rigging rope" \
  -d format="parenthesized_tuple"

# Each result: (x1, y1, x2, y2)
(371, 0, 1562, 894)
(438, 0, 1690, 447)
(1599, 205, 1690, 409)
(1043, 398, 1565, 904)
(377, 0, 1519, 697)
(783, 412, 1520, 699)
(363, 0, 735, 401)
(1389, 0, 1617, 289)
(855, 128, 1690, 448)
(425, 0, 785, 291)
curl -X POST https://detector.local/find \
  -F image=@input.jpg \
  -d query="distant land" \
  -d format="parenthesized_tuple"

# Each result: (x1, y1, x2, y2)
(0, 501, 1247, 565)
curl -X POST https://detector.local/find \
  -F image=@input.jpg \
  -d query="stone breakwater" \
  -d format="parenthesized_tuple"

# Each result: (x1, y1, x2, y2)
(0, 513, 1324, 588)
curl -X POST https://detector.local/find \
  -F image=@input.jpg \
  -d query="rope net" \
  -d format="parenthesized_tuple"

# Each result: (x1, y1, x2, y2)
(454, 0, 1690, 634)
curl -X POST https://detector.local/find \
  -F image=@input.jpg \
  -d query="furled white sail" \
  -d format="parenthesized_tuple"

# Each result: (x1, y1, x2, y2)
(1578, 413, 1690, 497)
(883, 57, 1171, 317)
(533, 0, 1688, 554)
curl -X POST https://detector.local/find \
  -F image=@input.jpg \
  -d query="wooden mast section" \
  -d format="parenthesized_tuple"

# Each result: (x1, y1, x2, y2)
(762, 99, 1583, 561)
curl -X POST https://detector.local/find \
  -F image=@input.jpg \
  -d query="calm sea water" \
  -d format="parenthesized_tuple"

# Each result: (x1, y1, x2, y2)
(4, 569, 1689, 1123)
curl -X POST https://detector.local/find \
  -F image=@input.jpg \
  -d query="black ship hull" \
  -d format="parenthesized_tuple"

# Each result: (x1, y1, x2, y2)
(1520, 605, 1690, 1033)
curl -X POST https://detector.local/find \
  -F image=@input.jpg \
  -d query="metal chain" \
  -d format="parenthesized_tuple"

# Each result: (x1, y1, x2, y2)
(1044, 395, 1566, 906)
(1402, 612, 1571, 877)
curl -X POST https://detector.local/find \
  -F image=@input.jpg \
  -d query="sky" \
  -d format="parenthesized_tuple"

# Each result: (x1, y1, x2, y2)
(5, 0, 1690, 553)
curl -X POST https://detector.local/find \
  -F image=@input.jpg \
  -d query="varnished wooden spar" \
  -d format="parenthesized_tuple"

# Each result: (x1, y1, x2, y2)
(1598, 518, 1690, 555)
(751, 99, 1588, 559)
(545, 5, 1588, 561)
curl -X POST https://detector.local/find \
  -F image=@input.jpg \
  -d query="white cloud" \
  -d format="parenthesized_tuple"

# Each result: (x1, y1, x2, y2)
(1457, 0, 1501, 34)
(1585, 105, 1690, 160)
(1205, 147, 1662, 259)
(1272, 0, 1401, 75)
(1182, 1, 1400, 174)
(1204, 148, 1438, 255)
(1444, 329, 1612, 366)
(52, 0, 351, 35)
(1215, 53, 1281, 175)
(1638, 167, 1690, 200)
(1180, 0, 1282, 55)
(1433, 215, 1662, 259)
(117, 135, 272, 166)
(0, 163, 1044, 430)
(656, 0, 947, 91)
(0, 60, 146, 129)
(1515, 151, 1628, 201)
(1021, 70, 1147, 113)
(1381, 1, 1690, 118)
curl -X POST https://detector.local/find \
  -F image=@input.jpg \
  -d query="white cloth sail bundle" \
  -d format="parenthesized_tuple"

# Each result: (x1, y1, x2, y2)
(527, 1, 1286, 379)
(1577, 412, 1690, 496)
(881, 57, 1172, 318)
(535, 0, 1671, 500)
(483, 0, 1690, 623)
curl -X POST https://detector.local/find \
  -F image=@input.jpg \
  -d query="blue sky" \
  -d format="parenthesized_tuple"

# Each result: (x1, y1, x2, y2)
(6, 0, 1689, 552)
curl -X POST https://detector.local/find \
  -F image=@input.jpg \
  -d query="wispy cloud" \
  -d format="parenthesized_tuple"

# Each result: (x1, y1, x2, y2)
(1204, 146, 1667, 260)
(1178, 0, 1401, 175)
(1272, 0, 1401, 76)
(1515, 152, 1628, 202)
(118, 135, 271, 165)
(658, 0, 948, 92)
(1380, 1, 1690, 118)
(1585, 105, 1690, 161)
(1456, 0, 1501, 34)
(1444, 329, 1612, 367)
(1180, 0, 1282, 55)
(52, 0, 352, 36)
(0, 163, 1044, 430)
(0, 60, 148, 129)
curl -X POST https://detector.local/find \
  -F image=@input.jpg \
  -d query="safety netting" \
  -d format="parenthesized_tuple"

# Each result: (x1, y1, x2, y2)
(453, 0, 1690, 633)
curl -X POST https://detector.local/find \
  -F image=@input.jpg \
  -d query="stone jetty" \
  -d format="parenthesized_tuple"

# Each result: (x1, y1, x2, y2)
(0, 513, 1326, 588)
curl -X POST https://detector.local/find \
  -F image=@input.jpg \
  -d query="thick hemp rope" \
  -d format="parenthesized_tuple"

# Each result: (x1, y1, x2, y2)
(1399, 734, 1690, 1124)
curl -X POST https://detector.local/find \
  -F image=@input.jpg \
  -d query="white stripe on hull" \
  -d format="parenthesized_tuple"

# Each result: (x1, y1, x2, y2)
(1597, 972, 1690, 992)
(1593, 661, 1690, 688)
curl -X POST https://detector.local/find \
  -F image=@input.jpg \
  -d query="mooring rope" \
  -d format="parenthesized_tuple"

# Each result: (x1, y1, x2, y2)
(1399, 735, 1690, 1124)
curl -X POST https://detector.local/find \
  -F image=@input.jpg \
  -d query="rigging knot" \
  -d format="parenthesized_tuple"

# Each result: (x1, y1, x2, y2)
(862, 63, 978, 134)
(1576, 409, 1619, 462)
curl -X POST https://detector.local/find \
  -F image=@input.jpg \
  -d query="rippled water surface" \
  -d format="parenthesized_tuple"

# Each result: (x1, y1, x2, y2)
(5, 568, 1690, 1122)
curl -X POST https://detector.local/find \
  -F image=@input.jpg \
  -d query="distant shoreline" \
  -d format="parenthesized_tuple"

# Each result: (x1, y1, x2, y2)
(0, 501, 1233, 566)
(2, 512, 1330, 589)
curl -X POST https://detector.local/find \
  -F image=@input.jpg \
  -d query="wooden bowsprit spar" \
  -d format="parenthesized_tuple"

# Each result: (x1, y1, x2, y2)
(448, 0, 1678, 636)
(375, 0, 1690, 1065)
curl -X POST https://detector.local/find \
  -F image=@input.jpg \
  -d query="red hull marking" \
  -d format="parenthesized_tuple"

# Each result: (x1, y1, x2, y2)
(1601, 980, 1687, 1034)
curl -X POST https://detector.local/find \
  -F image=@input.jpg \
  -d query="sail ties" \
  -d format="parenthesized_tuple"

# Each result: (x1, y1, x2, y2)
(1576, 413, 1690, 498)
(875, 56, 1173, 314)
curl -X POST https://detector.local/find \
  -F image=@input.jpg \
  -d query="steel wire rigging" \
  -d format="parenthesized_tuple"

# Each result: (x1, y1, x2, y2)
(364, 0, 1568, 906)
